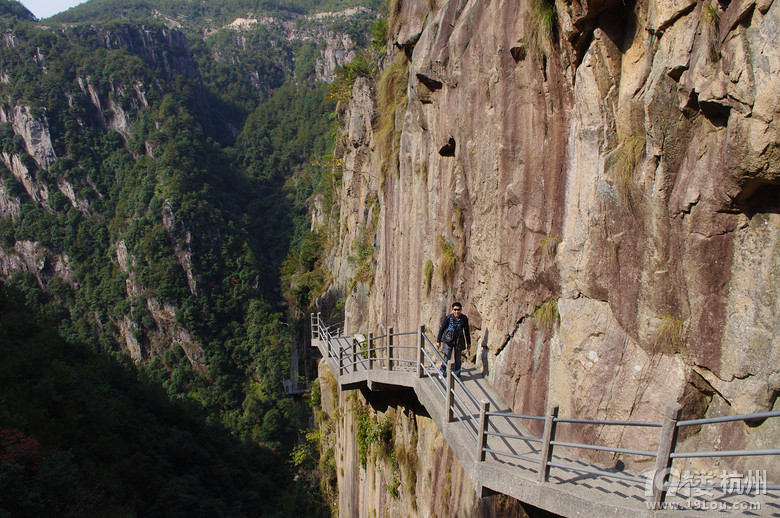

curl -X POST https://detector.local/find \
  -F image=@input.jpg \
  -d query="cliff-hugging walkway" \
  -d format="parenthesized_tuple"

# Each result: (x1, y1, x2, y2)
(311, 314, 780, 517)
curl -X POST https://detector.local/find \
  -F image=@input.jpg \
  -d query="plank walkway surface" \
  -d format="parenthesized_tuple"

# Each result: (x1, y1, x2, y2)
(312, 329, 780, 517)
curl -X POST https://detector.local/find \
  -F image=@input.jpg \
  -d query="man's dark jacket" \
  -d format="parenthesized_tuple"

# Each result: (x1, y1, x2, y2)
(436, 313, 471, 350)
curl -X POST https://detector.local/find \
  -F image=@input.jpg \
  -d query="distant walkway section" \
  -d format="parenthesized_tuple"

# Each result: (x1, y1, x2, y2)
(310, 313, 780, 517)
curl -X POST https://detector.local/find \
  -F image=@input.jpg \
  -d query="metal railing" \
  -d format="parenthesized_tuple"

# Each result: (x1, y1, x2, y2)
(310, 314, 780, 508)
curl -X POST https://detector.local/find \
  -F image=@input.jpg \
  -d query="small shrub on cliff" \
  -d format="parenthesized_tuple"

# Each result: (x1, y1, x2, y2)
(369, 18, 388, 53)
(354, 405, 378, 468)
(329, 51, 377, 103)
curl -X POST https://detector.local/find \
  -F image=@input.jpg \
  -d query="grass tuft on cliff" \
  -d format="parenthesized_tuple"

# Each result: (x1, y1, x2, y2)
(608, 134, 646, 209)
(701, 3, 721, 61)
(532, 298, 559, 332)
(539, 234, 561, 261)
(525, 0, 556, 61)
(375, 52, 409, 183)
(347, 194, 379, 289)
(653, 314, 685, 354)
(422, 258, 434, 292)
(438, 236, 456, 283)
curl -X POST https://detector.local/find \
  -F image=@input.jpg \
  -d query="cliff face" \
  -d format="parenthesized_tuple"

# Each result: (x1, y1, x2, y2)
(322, 0, 779, 513)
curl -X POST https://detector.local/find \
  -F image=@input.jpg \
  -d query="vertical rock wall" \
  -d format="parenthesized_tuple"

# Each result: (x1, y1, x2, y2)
(321, 0, 779, 513)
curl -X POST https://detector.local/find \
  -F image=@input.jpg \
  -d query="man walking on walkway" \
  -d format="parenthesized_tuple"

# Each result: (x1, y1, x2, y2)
(437, 302, 471, 377)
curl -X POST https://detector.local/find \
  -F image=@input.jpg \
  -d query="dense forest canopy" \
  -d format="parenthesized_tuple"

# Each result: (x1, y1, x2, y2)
(50, 0, 383, 24)
(0, 0, 34, 20)
(0, 282, 319, 516)
(0, 0, 381, 513)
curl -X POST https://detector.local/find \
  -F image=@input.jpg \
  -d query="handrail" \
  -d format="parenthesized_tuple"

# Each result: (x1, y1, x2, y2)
(671, 448, 780, 459)
(309, 315, 780, 512)
(487, 411, 546, 422)
(485, 430, 543, 443)
(677, 410, 780, 427)
(549, 440, 656, 457)
(453, 371, 480, 409)
(555, 417, 663, 427)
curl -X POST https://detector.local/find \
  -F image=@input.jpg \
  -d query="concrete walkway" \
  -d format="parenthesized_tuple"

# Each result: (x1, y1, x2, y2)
(313, 334, 780, 517)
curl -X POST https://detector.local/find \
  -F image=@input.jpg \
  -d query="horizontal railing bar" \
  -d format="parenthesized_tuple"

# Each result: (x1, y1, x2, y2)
(451, 383, 479, 414)
(555, 418, 662, 428)
(484, 431, 543, 443)
(453, 375, 480, 409)
(671, 448, 780, 459)
(389, 345, 417, 350)
(546, 462, 648, 484)
(677, 411, 780, 427)
(421, 346, 442, 365)
(421, 335, 446, 363)
(422, 367, 447, 400)
(390, 331, 419, 337)
(450, 393, 478, 424)
(483, 448, 540, 464)
(454, 412, 478, 444)
(486, 411, 546, 422)
(549, 440, 656, 457)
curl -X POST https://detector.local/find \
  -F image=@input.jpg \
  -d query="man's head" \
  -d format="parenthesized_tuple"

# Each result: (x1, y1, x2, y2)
(452, 302, 462, 314)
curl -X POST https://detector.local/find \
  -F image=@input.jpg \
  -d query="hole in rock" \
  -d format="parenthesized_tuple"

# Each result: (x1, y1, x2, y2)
(439, 136, 456, 157)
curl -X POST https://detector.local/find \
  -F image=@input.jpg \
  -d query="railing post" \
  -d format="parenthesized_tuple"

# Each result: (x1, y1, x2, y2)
(446, 359, 455, 422)
(650, 402, 682, 507)
(417, 325, 425, 378)
(388, 326, 394, 371)
(338, 338, 343, 376)
(368, 332, 374, 370)
(351, 337, 357, 373)
(478, 400, 490, 461)
(538, 402, 559, 482)
(316, 312, 322, 340)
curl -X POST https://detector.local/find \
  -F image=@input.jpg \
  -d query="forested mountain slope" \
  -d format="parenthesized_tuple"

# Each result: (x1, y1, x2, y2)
(0, 0, 377, 513)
